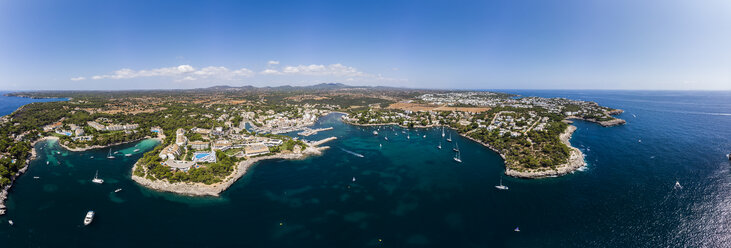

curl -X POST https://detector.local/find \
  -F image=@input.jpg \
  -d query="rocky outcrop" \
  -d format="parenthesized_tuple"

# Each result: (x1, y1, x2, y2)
(504, 125, 586, 179)
(131, 138, 334, 196)
(598, 118, 626, 127)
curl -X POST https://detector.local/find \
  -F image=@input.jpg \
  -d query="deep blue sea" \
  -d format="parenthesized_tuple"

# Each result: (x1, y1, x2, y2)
(1, 90, 730, 247)
(0, 91, 67, 116)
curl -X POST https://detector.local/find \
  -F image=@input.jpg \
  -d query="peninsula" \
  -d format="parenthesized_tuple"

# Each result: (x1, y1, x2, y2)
(0, 84, 625, 214)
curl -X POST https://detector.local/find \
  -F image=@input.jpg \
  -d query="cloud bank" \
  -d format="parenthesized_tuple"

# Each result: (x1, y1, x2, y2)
(73, 62, 404, 84)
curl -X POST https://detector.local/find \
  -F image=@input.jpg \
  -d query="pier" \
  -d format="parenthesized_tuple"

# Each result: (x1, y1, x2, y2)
(298, 127, 334, 136)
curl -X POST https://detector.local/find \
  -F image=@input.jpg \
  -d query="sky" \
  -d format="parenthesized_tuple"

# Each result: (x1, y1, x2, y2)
(0, 0, 729, 91)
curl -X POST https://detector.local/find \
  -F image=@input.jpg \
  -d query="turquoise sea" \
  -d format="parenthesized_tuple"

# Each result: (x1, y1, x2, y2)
(1, 90, 730, 247)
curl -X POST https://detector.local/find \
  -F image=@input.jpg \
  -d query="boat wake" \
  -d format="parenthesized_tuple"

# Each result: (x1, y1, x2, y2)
(339, 147, 364, 158)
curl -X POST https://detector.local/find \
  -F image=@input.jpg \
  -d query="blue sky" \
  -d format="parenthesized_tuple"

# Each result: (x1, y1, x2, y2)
(0, 0, 729, 90)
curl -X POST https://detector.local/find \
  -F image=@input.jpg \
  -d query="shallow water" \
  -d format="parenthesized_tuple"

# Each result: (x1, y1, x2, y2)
(1, 90, 730, 247)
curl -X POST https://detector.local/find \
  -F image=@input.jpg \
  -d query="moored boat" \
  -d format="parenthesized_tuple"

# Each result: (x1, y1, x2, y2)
(83, 211, 94, 226)
(92, 170, 104, 184)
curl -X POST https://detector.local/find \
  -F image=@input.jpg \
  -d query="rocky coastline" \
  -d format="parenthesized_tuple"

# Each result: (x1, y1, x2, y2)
(131, 138, 334, 196)
(504, 125, 586, 178)
(0, 136, 56, 215)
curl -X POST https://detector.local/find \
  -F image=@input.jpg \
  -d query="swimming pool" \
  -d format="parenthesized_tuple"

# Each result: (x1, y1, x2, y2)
(194, 153, 210, 159)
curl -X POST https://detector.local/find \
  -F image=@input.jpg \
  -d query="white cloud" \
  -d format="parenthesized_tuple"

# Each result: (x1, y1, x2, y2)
(260, 69, 281, 75)
(74, 62, 405, 85)
(279, 63, 366, 77)
(82, 64, 253, 81)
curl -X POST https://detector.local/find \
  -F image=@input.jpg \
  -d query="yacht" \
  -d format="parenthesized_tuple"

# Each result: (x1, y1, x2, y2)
(423, 135, 426, 138)
(106, 148, 114, 159)
(495, 178, 508, 190)
(83, 211, 94, 226)
(8, 220, 13, 226)
(384, 136, 388, 141)
(453, 150, 462, 163)
(352, 177, 356, 182)
(92, 170, 104, 184)
(373, 130, 378, 136)
(447, 133, 452, 142)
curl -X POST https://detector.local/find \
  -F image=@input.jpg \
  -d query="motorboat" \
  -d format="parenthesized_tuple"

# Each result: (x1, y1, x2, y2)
(373, 130, 378, 136)
(83, 211, 94, 226)
(114, 188, 122, 193)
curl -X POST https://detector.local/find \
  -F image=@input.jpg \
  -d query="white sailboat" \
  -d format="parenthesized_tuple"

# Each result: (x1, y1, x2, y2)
(352, 177, 356, 182)
(92, 170, 104, 184)
(447, 133, 452, 142)
(437, 141, 442, 149)
(453, 142, 459, 152)
(83, 211, 94, 226)
(453, 150, 462, 163)
(373, 130, 378, 136)
(442, 126, 445, 137)
(106, 148, 114, 159)
(495, 178, 508, 190)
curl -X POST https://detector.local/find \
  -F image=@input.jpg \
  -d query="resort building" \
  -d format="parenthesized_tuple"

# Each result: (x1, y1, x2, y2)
(164, 159, 195, 172)
(43, 121, 63, 132)
(244, 143, 269, 156)
(264, 139, 283, 147)
(159, 144, 182, 160)
(190, 140, 210, 150)
(175, 128, 187, 146)
(212, 140, 232, 150)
